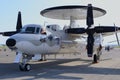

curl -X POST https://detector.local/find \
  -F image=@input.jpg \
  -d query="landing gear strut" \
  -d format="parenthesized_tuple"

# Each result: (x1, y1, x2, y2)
(39, 54, 46, 61)
(19, 54, 32, 71)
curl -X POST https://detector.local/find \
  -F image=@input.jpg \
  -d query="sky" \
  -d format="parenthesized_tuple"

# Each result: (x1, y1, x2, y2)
(0, 0, 120, 44)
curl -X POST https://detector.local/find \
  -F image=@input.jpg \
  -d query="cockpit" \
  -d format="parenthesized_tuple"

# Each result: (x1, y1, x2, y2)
(20, 24, 46, 34)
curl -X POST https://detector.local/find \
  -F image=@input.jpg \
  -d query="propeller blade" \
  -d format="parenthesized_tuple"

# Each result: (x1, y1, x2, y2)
(2, 31, 17, 36)
(86, 4, 94, 28)
(65, 28, 86, 34)
(86, 29, 94, 57)
(16, 11, 22, 32)
(94, 26, 120, 33)
(87, 35, 94, 57)
(0, 31, 17, 36)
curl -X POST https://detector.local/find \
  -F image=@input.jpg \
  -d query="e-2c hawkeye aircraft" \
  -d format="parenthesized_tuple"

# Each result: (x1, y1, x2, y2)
(0, 4, 120, 71)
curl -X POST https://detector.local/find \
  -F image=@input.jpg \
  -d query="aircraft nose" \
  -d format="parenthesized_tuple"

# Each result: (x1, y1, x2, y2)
(6, 38, 16, 47)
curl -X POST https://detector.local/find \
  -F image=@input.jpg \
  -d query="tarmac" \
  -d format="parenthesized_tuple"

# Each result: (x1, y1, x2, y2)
(0, 47, 120, 80)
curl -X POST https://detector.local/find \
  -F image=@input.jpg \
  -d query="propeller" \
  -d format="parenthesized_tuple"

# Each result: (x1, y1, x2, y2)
(0, 11, 22, 36)
(66, 4, 120, 57)
(86, 4, 120, 57)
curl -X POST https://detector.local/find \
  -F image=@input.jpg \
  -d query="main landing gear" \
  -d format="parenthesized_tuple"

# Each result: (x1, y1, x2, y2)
(93, 45, 102, 63)
(19, 54, 32, 71)
(93, 54, 99, 63)
(39, 54, 46, 61)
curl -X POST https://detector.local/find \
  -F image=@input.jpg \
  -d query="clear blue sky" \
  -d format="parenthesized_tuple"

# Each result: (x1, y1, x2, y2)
(0, 0, 120, 44)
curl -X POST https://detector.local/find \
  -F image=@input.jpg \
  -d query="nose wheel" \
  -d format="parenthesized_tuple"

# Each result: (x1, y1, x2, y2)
(93, 54, 98, 63)
(19, 63, 31, 71)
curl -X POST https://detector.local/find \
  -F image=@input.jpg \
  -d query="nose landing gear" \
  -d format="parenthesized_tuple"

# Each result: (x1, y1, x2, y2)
(19, 63, 31, 71)
(19, 54, 32, 71)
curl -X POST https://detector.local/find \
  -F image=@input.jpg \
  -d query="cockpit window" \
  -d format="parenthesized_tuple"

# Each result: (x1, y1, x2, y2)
(20, 25, 46, 34)
(25, 27, 35, 33)
(21, 27, 35, 34)
(36, 27, 40, 34)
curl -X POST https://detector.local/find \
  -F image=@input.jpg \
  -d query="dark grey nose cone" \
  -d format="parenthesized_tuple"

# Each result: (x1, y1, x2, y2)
(6, 39, 16, 47)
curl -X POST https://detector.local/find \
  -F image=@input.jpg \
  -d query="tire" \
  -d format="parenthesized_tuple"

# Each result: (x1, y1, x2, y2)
(24, 64, 31, 71)
(19, 64, 24, 71)
(93, 54, 98, 63)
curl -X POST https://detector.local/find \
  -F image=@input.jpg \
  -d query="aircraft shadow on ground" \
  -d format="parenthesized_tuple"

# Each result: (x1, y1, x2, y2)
(0, 58, 120, 80)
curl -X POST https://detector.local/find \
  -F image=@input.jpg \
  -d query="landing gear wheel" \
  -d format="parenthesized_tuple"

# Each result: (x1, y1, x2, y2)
(24, 64, 31, 71)
(19, 63, 24, 71)
(93, 54, 98, 63)
(19, 63, 31, 71)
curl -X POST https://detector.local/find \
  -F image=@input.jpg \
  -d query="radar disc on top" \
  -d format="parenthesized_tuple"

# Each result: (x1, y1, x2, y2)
(40, 5, 106, 20)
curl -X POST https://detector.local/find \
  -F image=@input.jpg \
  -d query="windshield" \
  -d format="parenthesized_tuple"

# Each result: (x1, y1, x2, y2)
(21, 27, 35, 34)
